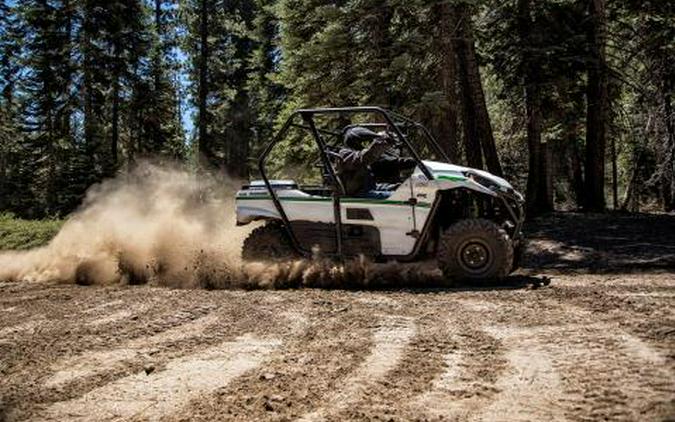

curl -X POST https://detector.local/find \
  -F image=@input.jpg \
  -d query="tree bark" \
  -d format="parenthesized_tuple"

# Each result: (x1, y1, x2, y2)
(197, 0, 215, 169)
(154, 0, 162, 91)
(518, 0, 552, 217)
(455, 4, 502, 176)
(371, 4, 392, 106)
(662, 72, 674, 211)
(111, 62, 119, 171)
(152, 0, 163, 153)
(569, 129, 585, 208)
(611, 126, 618, 209)
(432, 1, 459, 162)
(583, 0, 608, 211)
(82, 0, 98, 174)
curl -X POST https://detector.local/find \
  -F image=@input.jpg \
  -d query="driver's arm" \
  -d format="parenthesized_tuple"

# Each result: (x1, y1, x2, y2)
(340, 138, 389, 170)
(375, 131, 416, 169)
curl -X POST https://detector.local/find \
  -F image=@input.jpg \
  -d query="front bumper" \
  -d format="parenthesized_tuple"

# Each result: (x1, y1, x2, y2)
(497, 190, 526, 242)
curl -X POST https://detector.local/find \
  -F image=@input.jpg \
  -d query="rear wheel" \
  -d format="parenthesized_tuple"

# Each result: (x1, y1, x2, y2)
(242, 221, 299, 262)
(437, 219, 513, 282)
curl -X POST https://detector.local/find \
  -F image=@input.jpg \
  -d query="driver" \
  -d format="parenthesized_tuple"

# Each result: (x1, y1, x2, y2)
(336, 126, 417, 198)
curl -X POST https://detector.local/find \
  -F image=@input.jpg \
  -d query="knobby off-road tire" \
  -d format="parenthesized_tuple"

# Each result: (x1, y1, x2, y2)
(437, 218, 514, 282)
(242, 221, 299, 262)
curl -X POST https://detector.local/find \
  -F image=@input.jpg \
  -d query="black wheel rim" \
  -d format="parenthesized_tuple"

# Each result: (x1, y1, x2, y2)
(458, 240, 492, 273)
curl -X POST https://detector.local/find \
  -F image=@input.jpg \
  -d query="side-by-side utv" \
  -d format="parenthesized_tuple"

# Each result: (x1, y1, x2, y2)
(235, 107, 525, 281)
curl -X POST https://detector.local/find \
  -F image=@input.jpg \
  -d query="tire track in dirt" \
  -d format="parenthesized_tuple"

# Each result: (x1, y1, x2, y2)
(298, 315, 416, 422)
(84, 309, 134, 327)
(338, 321, 460, 421)
(544, 301, 675, 421)
(356, 297, 508, 422)
(552, 325, 674, 420)
(462, 295, 675, 421)
(408, 330, 506, 420)
(0, 316, 45, 339)
(170, 297, 372, 421)
(0, 288, 280, 421)
(39, 334, 282, 421)
(475, 326, 566, 422)
(412, 349, 467, 419)
(45, 313, 220, 387)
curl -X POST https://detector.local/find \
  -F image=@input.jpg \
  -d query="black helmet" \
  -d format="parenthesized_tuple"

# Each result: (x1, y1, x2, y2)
(344, 126, 379, 149)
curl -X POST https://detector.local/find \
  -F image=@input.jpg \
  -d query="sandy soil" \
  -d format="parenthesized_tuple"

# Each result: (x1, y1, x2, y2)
(0, 213, 673, 421)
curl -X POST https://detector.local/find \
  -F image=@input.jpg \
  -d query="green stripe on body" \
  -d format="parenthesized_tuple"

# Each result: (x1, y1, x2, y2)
(236, 195, 431, 208)
(433, 172, 466, 182)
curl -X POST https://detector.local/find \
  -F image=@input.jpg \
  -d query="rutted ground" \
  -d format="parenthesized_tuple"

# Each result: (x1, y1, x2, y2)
(0, 272, 673, 422)
(0, 213, 674, 421)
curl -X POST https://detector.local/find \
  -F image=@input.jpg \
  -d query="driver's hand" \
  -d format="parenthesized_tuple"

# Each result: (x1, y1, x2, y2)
(401, 157, 417, 168)
(376, 131, 390, 142)
(378, 130, 398, 140)
(372, 137, 388, 146)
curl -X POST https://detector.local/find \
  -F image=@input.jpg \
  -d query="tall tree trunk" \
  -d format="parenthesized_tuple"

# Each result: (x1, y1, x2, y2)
(611, 127, 618, 209)
(152, 0, 163, 153)
(111, 67, 119, 171)
(371, 4, 392, 106)
(455, 4, 502, 176)
(569, 129, 585, 208)
(662, 72, 674, 211)
(45, 104, 56, 215)
(154, 0, 162, 91)
(60, 0, 72, 140)
(456, 4, 482, 170)
(433, 1, 459, 162)
(197, 0, 214, 169)
(622, 150, 642, 212)
(583, 0, 608, 211)
(458, 71, 484, 169)
(82, 1, 97, 171)
(518, 0, 553, 217)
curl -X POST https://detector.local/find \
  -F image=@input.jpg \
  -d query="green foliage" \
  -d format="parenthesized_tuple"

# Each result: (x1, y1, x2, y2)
(181, 0, 262, 176)
(0, 213, 63, 250)
(0, 0, 672, 220)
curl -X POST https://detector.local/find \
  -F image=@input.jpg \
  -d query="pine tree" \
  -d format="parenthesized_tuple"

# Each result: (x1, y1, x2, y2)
(0, 0, 23, 211)
(429, 0, 460, 162)
(79, 0, 148, 175)
(455, 3, 502, 176)
(183, 0, 257, 176)
(141, 0, 184, 159)
(15, 0, 78, 216)
(246, 0, 283, 168)
(583, 0, 608, 211)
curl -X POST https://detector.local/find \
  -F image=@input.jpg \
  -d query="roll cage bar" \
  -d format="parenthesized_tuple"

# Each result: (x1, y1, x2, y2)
(257, 106, 450, 259)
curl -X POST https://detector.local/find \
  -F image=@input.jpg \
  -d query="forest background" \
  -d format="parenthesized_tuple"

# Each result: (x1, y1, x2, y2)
(0, 0, 672, 219)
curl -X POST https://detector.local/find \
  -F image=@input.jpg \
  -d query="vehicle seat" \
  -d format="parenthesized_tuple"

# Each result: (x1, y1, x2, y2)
(375, 182, 400, 191)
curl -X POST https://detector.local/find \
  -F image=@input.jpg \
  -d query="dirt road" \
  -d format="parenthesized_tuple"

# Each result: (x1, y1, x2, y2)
(0, 214, 674, 421)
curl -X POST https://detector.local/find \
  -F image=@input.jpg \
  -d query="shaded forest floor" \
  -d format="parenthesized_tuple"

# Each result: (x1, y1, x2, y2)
(0, 212, 673, 421)
(525, 212, 675, 273)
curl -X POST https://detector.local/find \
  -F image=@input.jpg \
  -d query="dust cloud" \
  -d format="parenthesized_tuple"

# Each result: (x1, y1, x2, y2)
(0, 163, 246, 288)
(0, 162, 442, 289)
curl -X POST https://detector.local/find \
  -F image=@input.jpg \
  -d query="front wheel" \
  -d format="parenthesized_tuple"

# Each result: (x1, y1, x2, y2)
(437, 219, 514, 282)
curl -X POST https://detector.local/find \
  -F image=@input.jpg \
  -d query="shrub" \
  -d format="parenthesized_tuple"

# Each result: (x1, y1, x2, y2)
(0, 213, 63, 250)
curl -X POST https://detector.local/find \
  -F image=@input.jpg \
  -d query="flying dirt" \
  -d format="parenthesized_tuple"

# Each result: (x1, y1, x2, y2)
(0, 163, 441, 290)
(0, 163, 249, 288)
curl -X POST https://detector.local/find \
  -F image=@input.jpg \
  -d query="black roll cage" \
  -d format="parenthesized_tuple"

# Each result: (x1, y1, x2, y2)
(258, 106, 450, 260)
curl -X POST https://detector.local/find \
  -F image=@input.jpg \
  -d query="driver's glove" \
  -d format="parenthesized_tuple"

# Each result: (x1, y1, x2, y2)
(400, 157, 417, 169)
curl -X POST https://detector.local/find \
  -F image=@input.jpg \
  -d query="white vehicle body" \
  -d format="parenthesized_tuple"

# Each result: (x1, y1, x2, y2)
(236, 160, 522, 257)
